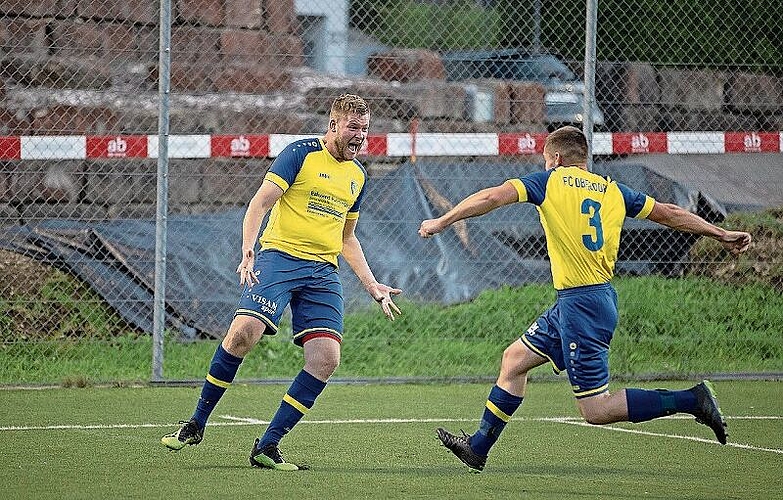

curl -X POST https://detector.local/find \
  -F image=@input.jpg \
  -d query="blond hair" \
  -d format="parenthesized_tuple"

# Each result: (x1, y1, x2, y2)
(544, 126, 588, 166)
(330, 93, 370, 119)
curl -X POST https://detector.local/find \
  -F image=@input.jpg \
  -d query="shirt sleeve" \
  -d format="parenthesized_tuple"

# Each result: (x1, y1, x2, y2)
(515, 170, 551, 205)
(346, 185, 365, 220)
(264, 142, 305, 191)
(346, 162, 367, 219)
(617, 182, 656, 218)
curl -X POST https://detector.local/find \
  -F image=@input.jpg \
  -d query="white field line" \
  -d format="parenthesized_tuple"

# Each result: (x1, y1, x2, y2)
(548, 418, 783, 454)
(1, 415, 781, 455)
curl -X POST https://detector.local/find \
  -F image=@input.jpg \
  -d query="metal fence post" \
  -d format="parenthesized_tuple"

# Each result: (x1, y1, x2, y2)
(152, 0, 173, 382)
(583, 0, 599, 170)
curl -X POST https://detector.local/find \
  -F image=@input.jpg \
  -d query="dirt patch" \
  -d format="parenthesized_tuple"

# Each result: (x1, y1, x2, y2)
(0, 249, 138, 340)
(0, 249, 57, 299)
(689, 207, 783, 291)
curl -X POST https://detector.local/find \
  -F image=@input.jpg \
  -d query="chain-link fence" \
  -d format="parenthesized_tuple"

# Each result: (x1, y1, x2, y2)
(1, 0, 781, 385)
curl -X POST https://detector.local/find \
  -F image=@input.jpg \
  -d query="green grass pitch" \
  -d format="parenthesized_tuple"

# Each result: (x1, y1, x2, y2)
(1, 380, 781, 499)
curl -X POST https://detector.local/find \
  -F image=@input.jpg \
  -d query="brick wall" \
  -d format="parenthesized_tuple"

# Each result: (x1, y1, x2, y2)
(2, 3, 779, 224)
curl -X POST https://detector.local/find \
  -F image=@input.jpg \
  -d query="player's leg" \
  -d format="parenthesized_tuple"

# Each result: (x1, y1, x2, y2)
(437, 310, 559, 472)
(160, 316, 266, 451)
(249, 337, 339, 471)
(250, 262, 343, 470)
(472, 340, 548, 454)
(161, 249, 289, 451)
(577, 381, 727, 443)
(192, 316, 265, 426)
(566, 285, 727, 443)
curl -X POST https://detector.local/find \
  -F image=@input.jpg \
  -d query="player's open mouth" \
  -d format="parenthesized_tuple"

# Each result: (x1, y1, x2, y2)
(347, 143, 360, 154)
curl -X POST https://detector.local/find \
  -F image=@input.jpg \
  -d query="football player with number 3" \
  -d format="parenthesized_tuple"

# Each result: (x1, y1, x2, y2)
(419, 125, 751, 472)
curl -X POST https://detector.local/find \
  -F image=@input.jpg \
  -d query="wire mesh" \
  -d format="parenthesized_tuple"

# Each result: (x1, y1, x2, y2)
(0, 0, 780, 384)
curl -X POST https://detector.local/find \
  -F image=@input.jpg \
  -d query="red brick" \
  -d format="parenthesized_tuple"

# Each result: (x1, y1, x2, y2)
(171, 25, 221, 63)
(165, 62, 215, 92)
(219, 28, 265, 58)
(225, 0, 262, 29)
(658, 68, 726, 111)
(367, 49, 446, 83)
(35, 57, 113, 90)
(49, 20, 137, 60)
(0, 108, 30, 135)
(30, 105, 118, 134)
(266, 34, 302, 66)
(0, 0, 72, 17)
(219, 31, 301, 66)
(214, 64, 291, 93)
(597, 62, 660, 106)
(134, 26, 160, 61)
(399, 81, 467, 120)
(509, 82, 546, 126)
(263, 0, 294, 34)
(1, 18, 49, 55)
(176, 0, 225, 27)
(77, 0, 157, 25)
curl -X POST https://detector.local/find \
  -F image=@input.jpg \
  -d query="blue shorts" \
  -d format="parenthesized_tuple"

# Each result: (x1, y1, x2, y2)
(521, 283, 618, 398)
(235, 250, 344, 347)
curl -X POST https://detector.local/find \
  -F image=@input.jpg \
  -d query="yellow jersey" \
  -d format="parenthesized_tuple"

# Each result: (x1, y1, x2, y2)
(509, 166, 655, 290)
(260, 138, 367, 266)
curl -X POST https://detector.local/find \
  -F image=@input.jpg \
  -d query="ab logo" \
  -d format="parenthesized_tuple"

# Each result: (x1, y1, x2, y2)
(231, 135, 251, 156)
(743, 133, 762, 152)
(517, 133, 536, 153)
(107, 136, 127, 157)
(631, 133, 650, 153)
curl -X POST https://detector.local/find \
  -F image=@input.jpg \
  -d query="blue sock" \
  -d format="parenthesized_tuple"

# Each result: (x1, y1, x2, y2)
(192, 345, 243, 429)
(626, 388, 698, 423)
(470, 385, 523, 456)
(258, 370, 327, 448)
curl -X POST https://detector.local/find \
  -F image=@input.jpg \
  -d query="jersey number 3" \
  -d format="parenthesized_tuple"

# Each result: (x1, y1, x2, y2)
(581, 199, 604, 251)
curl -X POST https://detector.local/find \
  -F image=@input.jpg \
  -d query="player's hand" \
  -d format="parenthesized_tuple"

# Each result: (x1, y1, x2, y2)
(419, 219, 444, 238)
(719, 230, 752, 255)
(236, 249, 259, 286)
(370, 283, 402, 321)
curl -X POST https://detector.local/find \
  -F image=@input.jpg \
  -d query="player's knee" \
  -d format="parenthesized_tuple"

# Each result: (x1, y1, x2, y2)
(578, 402, 611, 425)
(306, 352, 340, 380)
(500, 343, 529, 375)
(224, 321, 263, 355)
(581, 411, 607, 425)
(323, 355, 340, 376)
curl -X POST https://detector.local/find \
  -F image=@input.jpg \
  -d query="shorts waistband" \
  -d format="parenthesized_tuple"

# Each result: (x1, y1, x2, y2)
(556, 282, 613, 297)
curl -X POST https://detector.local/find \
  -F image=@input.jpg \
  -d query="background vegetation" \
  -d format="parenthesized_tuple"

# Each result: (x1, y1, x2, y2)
(1, 207, 780, 386)
(351, 0, 783, 71)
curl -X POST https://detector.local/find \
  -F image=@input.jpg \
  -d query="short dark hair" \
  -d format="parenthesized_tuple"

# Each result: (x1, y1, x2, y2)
(330, 93, 370, 119)
(544, 126, 588, 166)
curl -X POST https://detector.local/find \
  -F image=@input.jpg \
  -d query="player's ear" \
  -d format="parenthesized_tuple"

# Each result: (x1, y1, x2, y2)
(329, 119, 336, 132)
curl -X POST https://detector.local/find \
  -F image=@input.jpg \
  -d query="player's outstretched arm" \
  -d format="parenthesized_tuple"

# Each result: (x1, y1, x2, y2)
(341, 219, 402, 321)
(419, 181, 518, 238)
(647, 201, 752, 255)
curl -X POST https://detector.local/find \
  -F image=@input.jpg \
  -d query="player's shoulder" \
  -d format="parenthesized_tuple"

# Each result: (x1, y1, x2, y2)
(351, 158, 368, 178)
(283, 137, 323, 155)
